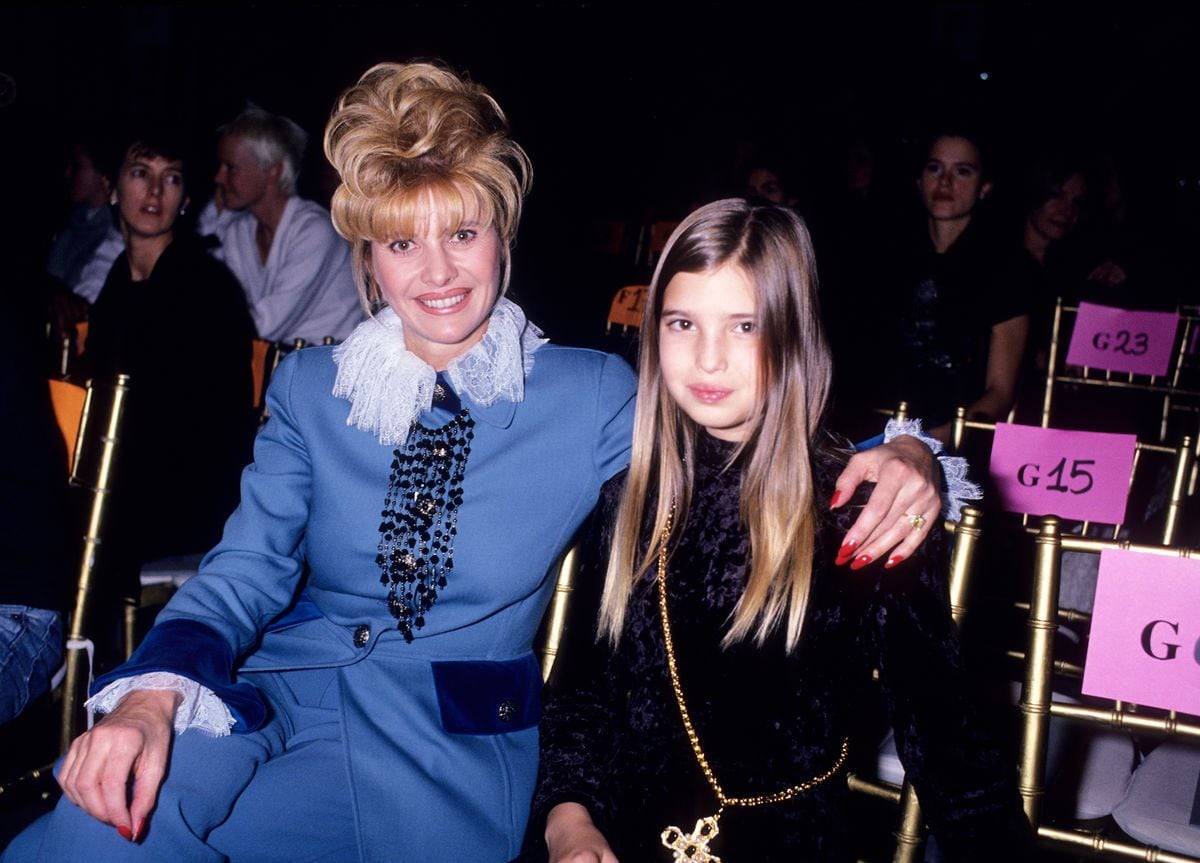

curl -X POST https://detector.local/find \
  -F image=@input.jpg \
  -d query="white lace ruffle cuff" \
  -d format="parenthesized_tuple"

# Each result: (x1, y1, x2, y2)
(884, 418, 982, 521)
(85, 672, 236, 737)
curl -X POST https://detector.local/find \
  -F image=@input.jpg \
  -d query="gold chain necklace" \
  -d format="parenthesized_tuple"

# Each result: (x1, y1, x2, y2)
(655, 507, 849, 862)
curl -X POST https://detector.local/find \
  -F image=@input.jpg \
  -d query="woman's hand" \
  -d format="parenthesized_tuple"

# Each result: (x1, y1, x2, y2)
(57, 688, 180, 842)
(831, 435, 942, 570)
(545, 802, 620, 863)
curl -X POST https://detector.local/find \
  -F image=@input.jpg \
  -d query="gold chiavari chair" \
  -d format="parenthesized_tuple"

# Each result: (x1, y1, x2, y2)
(1, 377, 128, 809)
(1018, 518, 1200, 861)
(870, 405, 1195, 858)
(940, 404, 1192, 547)
(50, 375, 131, 752)
(845, 506, 985, 863)
(1041, 298, 1200, 453)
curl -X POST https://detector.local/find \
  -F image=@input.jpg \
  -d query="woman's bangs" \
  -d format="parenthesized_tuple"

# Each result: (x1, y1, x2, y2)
(356, 178, 496, 243)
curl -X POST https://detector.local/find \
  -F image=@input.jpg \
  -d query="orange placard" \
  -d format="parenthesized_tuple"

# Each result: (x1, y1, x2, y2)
(607, 285, 647, 330)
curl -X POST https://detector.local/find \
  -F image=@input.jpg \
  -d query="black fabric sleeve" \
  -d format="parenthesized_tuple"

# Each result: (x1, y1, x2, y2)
(863, 530, 1034, 860)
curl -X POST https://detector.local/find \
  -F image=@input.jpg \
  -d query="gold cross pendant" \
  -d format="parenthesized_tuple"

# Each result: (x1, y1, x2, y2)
(661, 815, 721, 862)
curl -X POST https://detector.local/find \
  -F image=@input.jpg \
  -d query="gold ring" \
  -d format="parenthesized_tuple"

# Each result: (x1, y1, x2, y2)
(905, 513, 926, 532)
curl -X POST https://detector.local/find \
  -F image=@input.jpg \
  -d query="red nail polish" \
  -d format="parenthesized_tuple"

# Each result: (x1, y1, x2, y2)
(133, 819, 145, 842)
(885, 554, 905, 569)
(850, 554, 873, 571)
(116, 825, 133, 841)
(829, 490, 842, 508)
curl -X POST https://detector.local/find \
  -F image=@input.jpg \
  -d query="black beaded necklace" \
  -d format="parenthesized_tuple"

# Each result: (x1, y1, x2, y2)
(376, 384, 474, 641)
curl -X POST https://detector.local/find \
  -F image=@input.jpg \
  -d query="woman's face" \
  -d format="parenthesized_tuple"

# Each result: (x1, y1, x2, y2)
(745, 168, 787, 205)
(658, 264, 761, 442)
(214, 134, 274, 212)
(115, 151, 187, 242)
(370, 206, 503, 370)
(1028, 171, 1087, 243)
(918, 136, 991, 222)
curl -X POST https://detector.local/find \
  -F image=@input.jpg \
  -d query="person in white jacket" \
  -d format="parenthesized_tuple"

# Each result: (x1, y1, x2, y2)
(204, 107, 363, 343)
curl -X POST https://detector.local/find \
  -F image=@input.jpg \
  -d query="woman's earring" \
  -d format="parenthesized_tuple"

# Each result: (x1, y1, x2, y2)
(179, 205, 187, 216)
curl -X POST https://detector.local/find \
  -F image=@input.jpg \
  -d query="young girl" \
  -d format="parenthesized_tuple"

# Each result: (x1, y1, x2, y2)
(524, 199, 1027, 862)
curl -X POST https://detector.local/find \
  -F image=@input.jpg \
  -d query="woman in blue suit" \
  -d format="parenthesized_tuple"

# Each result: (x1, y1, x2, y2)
(6, 63, 946, 862)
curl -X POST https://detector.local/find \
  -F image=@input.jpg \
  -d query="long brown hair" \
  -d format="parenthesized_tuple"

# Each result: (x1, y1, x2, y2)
(598, 198, 832, 652)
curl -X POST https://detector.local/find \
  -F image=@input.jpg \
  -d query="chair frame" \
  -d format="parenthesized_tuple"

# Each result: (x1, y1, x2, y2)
(943, 405, 1193, 546)
(59, 375, 130, 753)
(1019, 517, 1200, 862)
(1041, 298, 1200, 449)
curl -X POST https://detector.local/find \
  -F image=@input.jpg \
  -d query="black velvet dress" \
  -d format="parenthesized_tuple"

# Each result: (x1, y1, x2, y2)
(523, 432, 1028, 861)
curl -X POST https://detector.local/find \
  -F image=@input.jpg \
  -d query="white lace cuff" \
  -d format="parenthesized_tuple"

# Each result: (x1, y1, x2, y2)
(85, 672, 236, 737)
(884, 418, 982, 521)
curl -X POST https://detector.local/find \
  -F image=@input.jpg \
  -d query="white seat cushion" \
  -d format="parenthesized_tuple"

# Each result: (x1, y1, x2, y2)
(139, 552, 204, 588)
(1112, 741, 1200, 855)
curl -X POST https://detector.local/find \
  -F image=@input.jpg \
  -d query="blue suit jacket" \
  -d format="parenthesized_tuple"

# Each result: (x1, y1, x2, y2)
(99, 343, 636, 860)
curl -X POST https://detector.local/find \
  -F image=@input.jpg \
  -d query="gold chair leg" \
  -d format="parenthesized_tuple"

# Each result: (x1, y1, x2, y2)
(1018, 517, 1062, 827)
(891, 783, 924, 863)
(59, 646, 87, 755)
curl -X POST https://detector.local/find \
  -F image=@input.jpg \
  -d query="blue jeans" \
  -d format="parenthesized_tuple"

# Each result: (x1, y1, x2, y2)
(0, 605, 63, 726)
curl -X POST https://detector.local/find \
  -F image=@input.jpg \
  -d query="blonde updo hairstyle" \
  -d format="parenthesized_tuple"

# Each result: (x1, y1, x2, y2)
(324, 61, 533, 312)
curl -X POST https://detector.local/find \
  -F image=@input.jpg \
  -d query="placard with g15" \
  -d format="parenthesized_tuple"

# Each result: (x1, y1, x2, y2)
(988, 423, 1136, 523)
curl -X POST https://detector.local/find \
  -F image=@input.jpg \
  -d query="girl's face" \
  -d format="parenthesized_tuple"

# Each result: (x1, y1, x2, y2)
(115, 151, 187, 242)
(658, 264, 761, 442)
(1028, 171, 1087, 243)
(918, 136, 991, 222)
(370, 203, 502, 370)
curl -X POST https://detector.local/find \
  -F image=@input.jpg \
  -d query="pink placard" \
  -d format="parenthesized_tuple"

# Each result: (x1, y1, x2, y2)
(1065, 301, 1180, 377)
(1083, 549, 1200, 717)
(988, 423, 1136, 523)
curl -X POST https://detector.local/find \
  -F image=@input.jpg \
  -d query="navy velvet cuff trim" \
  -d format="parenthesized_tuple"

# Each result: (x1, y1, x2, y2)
(432, 655, 541, 734)
(91, 619, 268, 732)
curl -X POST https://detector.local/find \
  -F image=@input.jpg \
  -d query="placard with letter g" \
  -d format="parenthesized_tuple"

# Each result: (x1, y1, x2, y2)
(988, 423, 1137, 523)
(1083, 549, 1200, 717)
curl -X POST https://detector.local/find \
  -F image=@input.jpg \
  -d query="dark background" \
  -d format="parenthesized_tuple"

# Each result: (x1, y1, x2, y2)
(3, 2, 1199, 344)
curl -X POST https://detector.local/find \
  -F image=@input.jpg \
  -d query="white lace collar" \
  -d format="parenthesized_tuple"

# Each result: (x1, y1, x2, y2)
(331, 297, 547, 445)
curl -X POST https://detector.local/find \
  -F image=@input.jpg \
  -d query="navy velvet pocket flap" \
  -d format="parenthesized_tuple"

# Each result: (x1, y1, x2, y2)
(431, 655, 541, 735)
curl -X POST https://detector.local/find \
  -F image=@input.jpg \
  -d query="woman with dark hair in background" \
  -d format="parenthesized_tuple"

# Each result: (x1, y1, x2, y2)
(885, 129, 1031, 442)
(81, 128, 255, 604)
